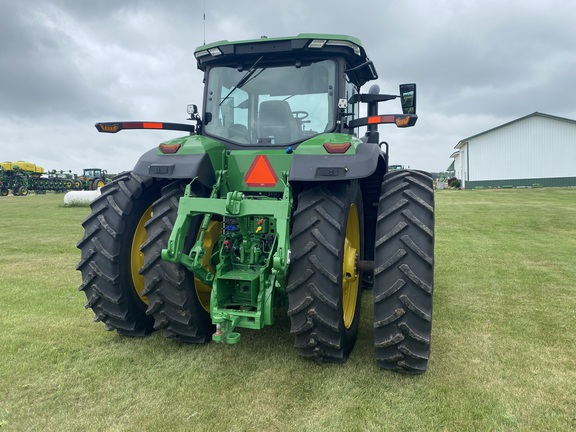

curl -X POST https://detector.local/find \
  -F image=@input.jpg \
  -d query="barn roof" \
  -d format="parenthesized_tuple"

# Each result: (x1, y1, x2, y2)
(454, 112, 576, 149)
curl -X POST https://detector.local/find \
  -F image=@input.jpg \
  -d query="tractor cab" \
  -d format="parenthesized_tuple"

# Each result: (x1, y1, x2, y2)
(82, 168, 103, 178)
(194, 34, 416, 148)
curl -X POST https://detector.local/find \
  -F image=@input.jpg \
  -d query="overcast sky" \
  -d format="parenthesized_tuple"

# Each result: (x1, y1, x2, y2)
(1, 0, 575, 175)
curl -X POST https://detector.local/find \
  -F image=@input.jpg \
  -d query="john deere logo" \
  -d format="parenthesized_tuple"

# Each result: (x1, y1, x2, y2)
(99, 124, 119, 133)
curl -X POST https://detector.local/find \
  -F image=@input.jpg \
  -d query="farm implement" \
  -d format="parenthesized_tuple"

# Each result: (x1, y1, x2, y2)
(0, 161, 79, 196)
(0, 163, 114, 196)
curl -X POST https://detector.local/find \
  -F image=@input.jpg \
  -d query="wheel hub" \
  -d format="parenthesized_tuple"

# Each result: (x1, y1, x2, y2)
(343, 239, 358, 284)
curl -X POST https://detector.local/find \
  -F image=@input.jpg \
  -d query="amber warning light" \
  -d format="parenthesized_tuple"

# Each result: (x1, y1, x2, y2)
(95, 122, 195, 134)
(348, 114, 418, 129)
(367, 115, 415, 127)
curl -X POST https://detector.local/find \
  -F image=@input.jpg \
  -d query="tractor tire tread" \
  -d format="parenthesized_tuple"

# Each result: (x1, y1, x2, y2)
(374, 170, 434, 374)
(77, 172, 159, 337)
(140, 182, 213, 344)
(287, 182, 363, 363)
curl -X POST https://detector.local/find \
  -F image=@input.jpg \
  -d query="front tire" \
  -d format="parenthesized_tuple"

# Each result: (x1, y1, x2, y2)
(77, 172, 165, 336)
(373, 170, 435, 373)
(287, 181, 363, 363)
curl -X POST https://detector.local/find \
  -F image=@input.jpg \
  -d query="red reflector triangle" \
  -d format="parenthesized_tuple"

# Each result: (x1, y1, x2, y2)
(244, 155, 278, 187)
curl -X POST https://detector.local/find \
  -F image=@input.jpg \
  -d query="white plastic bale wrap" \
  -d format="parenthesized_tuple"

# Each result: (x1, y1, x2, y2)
(63, 188, 101, 205)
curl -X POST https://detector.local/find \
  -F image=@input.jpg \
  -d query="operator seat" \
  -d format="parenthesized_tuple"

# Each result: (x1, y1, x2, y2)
(258, 100, 300, 144)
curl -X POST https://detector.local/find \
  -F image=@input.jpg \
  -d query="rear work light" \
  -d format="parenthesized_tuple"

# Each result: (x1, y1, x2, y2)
(308, 39, 361, 55)
(325, 40, 361, 56)
(195, 47, 223, 58)
(308, 39, 327, 49)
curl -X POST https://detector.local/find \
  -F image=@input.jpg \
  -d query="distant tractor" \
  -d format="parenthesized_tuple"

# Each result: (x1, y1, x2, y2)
(78, 34, 435, 373)
(78, 168, 110, 190)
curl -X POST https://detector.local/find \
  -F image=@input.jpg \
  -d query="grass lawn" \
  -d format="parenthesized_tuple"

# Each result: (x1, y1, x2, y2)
(0, 188, 575, 431)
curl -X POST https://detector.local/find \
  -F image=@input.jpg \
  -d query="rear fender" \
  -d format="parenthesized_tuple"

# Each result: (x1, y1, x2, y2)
(133, 149, 215, 190)
(288, 142, 383, 182)
(289, 146, 387, 263)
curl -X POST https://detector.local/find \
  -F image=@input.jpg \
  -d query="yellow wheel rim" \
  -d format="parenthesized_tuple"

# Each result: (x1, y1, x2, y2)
(195, 221, 220, 312)
(96, 180, 105, 188)
(342, 203, 360, 329)
(130, 205, 153, 305)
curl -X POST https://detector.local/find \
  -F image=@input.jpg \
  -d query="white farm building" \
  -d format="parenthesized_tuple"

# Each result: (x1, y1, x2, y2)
(450, 112, 576, 189)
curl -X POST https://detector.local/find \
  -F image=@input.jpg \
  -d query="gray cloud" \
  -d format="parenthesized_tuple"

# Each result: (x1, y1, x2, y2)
(1, 0, 574, 174)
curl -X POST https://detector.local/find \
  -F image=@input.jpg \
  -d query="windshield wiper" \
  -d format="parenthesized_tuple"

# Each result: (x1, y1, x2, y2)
(219, 56, 264, 106)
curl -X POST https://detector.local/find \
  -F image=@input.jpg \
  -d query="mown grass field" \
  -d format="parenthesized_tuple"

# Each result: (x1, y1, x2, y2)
(1, 188, 575, 431)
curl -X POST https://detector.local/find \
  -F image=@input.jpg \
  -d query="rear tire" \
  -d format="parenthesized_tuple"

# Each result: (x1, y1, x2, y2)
(287, 181, 363, 363)
(374, 170, 434, 374)
(140, 182, 215, 343)
(77, 172, 165, 336)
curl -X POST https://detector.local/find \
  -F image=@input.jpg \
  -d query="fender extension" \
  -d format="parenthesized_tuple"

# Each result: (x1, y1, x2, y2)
(289, 142, 384, 181)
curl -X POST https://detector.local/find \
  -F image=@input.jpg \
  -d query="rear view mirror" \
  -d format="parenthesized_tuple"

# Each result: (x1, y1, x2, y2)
(399, 84, 416, 114)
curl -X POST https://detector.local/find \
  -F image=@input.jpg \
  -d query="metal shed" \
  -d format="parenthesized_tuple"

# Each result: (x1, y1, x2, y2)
(451, 112, 576, 189)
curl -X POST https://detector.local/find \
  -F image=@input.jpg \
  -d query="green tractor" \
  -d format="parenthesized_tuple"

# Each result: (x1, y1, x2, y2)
(78, 168, 110, 190)
(77, 34, 435, 373)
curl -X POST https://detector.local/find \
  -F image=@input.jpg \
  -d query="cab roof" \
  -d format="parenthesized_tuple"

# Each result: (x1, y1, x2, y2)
(194, 33, 378, 87)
